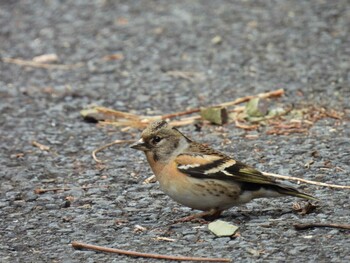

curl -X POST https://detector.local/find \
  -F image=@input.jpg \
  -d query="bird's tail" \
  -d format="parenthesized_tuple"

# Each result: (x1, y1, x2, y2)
(272, 184, 318, 201)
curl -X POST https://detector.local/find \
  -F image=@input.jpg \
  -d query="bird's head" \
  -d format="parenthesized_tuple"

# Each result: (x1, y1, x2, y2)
(130, 120, 191, 161)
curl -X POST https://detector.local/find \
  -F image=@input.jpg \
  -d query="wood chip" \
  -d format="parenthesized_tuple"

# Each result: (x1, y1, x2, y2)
(32, 141, 50, 151)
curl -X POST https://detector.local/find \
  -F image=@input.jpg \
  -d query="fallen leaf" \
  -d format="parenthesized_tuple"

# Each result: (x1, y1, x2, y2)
(245, 98, 269, 118)
(200, 107, 228, 125)
(208, 220, 239, 237)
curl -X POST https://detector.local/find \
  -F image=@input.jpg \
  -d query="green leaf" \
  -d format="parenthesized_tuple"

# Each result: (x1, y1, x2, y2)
(200, 107, 228, 125)
(246, 98, 269, 118)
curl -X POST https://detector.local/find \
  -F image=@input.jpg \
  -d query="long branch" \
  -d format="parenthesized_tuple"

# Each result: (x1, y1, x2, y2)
(71, 241, 231, 262)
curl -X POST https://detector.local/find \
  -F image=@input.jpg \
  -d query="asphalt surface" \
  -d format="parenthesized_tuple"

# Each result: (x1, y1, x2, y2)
(1, 1, 349, 262)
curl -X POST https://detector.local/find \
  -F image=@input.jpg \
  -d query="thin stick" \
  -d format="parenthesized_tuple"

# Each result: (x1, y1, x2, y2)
(2, 57, 83, 70)
(34, 185, 100, 194)
(262, 172, 350, 189)
(218, 89, 284, 108)
(92, 140, 135, 163)
(71, 241, 231, 262)
(294, 223, 350, 230)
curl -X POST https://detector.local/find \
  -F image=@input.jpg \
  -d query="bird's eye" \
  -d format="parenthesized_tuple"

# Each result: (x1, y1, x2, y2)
(152, 136, 162, 144)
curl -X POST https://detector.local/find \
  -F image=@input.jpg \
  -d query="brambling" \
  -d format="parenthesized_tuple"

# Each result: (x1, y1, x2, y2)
(131, 120, 316, 221)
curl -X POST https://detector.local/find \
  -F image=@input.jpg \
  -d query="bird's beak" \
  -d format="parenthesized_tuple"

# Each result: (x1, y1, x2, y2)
(130, 138, 148, 151)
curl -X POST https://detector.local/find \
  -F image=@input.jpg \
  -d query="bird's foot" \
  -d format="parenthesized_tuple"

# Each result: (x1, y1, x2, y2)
(172, 209, 222, 224)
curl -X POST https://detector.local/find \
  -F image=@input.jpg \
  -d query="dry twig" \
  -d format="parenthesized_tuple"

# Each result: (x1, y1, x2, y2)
(34, 185, 102, 194)
(92, 139, 135, 163)
(71, 241, 231, 262)
(262, 172, 350, 189)
(2, 57, 83, 70)
(294, 223, 350, 230)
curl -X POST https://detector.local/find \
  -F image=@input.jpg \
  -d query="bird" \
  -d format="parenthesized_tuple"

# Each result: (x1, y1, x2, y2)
(130, 120, 317, 221)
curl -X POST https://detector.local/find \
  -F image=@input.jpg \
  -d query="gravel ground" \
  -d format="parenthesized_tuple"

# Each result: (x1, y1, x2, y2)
(1, 1, 349, 262)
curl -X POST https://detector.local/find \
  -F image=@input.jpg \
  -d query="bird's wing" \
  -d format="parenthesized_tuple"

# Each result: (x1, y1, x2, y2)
(176, 142, 317, 201)
(175, 143, 277, 186)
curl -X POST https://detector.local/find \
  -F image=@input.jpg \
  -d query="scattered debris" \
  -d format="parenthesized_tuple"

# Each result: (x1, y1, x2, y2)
(211, 36, 223, 45)
(246, 248, 262, 257)
(292, 202, 318, 215)
(234, 120, 259, 130)
(266, 120, 309, 135)
(34, 185, 107, 194)
(208, 220, 239, 237)
(304, 160, 315, 169)
(134, 225, 147, 233)
(10, 153, 25, 158)
(81, 89, 285, 128)
(82, 89, 344, 135)
(32, 141, 50, 151)
(115, 219, 129, 225)
(65, 196, 75, 203)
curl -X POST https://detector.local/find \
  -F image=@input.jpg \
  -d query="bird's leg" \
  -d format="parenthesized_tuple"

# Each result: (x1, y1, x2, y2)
(173, 209, 222, 224)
